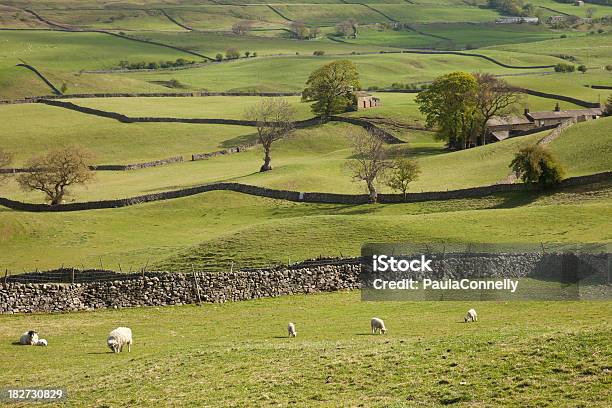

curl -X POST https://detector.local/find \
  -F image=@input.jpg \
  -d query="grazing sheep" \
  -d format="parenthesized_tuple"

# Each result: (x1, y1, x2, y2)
(36, 339, 48, 347)
(371, 318, 387, 334)
(287, 322, 297, 338)
(107, 327, 132, 353)
(465, 308, 478, 323)
(19, 330, 39, 345)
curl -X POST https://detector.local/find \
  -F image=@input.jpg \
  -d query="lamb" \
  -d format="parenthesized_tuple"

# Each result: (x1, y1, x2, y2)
(19, 330, 39, 345)
(465, 308, 478, 323)
(371, 318, 387, 334)
(36, 339, 48, 346)
(287, 322, 297, 338)
(107, 327, 132, 353)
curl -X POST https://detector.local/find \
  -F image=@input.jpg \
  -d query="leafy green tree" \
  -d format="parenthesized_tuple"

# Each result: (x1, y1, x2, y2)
(577, 64, 587, 73)
(416, 71, 479, 149)
(604, 95, 612, 116)
(302, 60, 360, 118)
(385, 158, 421, 200)
(510, 145, 565, 187)
(215, 53, 223, 62)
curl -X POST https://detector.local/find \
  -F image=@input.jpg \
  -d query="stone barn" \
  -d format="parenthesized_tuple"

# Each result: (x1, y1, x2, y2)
(354, 91, 381, 110)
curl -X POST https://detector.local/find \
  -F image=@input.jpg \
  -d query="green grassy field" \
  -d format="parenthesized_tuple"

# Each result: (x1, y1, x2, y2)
(0, 181, 610, 272)
(126, 30, 398, 57)
(0, 30, 194, 98)
(349, 23, 573, 50)
(30, 8, 187, 31)
(0, 103, 258, 165)
(1, 292, 610, 406)
(1, 114, 609, 202)
(119, 51, 558, 92)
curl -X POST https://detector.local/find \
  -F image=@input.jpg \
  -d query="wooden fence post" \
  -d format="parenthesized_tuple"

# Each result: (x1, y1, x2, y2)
(4, 269, 8, 285)
(71, 268, 75, 284)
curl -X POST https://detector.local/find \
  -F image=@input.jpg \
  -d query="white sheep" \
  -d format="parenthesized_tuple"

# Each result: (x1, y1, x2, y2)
(107, 327, 132, 353)
(287, 322, 297, 338)
(371, 318, 386, 334)
(36, 339, 48, 347)
(465, 308, 478, 323)
(19, 330, 39, 345)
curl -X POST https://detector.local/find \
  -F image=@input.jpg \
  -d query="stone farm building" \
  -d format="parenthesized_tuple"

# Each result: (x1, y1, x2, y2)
(354, 91, 381, 110)
(484, 104, 603, 144)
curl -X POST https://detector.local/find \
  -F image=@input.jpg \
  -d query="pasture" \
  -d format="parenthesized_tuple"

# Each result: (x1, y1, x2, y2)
(0, 1, 611, 406)
(1, 292, 610, 406)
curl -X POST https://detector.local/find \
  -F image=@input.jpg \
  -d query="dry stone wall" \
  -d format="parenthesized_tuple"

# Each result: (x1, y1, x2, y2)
(0, 263, 361, 313)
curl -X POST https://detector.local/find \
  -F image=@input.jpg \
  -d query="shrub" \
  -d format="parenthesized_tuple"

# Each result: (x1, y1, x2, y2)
(560, 34, 567, 38)
(252, 52, 258, 57)
(313, 50, 325, 56)
(577, 65, 587, 73)
(510, 145, 565, 188)
(385, 158, 421, 199)
(215, 53, 223, 62)
(554, 63, 575, 73)
(605, 65, 612, 71)
(226, 48, 240, 59)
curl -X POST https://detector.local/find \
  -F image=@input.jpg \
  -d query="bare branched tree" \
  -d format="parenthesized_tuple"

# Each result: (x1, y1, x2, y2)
(232, 20, 253, 35)
(0, 149, 12, 185)
(346, 128, 390, 203)
(246, 98, 295, 172)
(473, 73, 522, 145)
(17, 146, 95, 205)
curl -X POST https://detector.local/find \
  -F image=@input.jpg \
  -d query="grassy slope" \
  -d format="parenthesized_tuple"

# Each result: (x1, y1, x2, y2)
(0, 103, 257, 165)
(120, 51, 558, 92)
(0, 30, 193, 98)
(0, 120, 540, 201)
(488, 31, 612, 66)
(0, 184, 610, 272)
(349, 23, 571, 50)
(2, 105, 609, 201)
(127, 30, 399, 57)
(64, 96, 313, 120)
(0, 292, 610, 407)
(549, 117, 612, 177)
(30, 8, 186, 31)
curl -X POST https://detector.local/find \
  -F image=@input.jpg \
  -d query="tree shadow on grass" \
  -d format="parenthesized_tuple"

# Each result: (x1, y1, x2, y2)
(219, 132, 258, 149)
(490, 189, 549, 210)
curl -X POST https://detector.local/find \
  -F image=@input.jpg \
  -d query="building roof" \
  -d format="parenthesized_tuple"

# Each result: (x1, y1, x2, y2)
(490, 130, 510, 141)
(354, 91, 372, 97)
(486, 115, 532, 127)
(527, 108, 603, 120)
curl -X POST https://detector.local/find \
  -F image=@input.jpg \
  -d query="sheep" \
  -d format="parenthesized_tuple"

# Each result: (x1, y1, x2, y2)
(287, 322, 297, 338)
(19, 330, 39, 345)
(465, 308, 478, 323)
(107, 327, 132, 353)
(36, 339, 48, 347)
(371, 318, 386, 334)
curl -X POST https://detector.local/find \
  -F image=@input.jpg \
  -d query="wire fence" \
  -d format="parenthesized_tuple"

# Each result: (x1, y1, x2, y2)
(1, 256, 362, 284)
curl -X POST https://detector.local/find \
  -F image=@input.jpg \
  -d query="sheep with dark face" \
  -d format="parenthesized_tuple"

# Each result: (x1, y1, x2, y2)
(465, 308, 478, 323)
(107, 327, 132, 353)
(288, 322, 297, 338)
(19, 330, 39, 345)
(371, 318, 386, 334)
